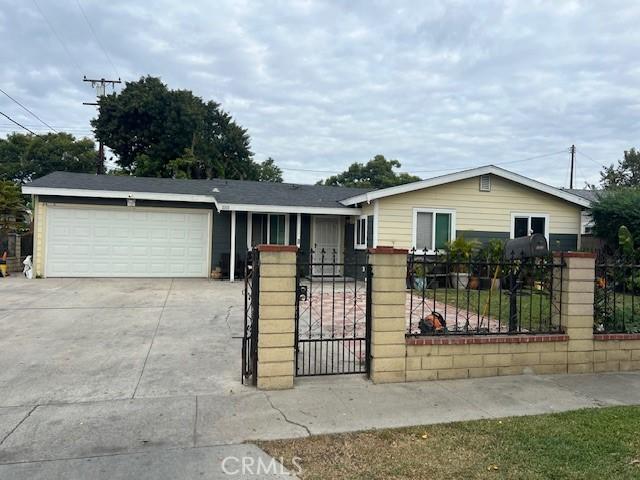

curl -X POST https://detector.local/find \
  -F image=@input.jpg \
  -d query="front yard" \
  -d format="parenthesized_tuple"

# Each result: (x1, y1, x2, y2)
(258, 406, 640, 480)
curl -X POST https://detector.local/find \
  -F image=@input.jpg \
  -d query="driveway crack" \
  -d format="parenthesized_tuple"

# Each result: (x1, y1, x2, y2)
(0, 406, 38, 447)
(263, 392, 311, 436)
(131, 279, 173, 399)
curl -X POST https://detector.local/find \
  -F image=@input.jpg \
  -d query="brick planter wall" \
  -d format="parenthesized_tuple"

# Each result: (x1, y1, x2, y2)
(593, 334, 640, 372)
(406, 335, 570, 381)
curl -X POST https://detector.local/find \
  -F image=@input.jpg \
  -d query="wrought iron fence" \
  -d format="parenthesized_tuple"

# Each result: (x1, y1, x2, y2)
(594, 255, 640, 334)
(295, 248, 371, 376)
(406, 250, 563, 336)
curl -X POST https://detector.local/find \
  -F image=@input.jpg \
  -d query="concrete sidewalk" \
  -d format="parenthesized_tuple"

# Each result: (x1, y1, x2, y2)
(1, 372, 640, 478)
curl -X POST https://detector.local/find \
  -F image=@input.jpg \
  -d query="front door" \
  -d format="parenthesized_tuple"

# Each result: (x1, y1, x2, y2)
(312, 216, 342, 276)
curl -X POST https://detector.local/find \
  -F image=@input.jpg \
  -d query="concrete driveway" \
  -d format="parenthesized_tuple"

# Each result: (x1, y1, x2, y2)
(0, 277, 245, 405)
(0, 277, 301, 478)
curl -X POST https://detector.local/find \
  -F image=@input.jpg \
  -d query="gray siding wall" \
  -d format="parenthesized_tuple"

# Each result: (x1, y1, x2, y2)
(549, 234, 578, 252)
(212, 210, 248, 273)
(456, 230, 509, 245)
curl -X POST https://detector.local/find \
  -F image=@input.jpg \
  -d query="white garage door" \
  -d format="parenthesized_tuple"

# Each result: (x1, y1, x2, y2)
(45, 205, 211, 277)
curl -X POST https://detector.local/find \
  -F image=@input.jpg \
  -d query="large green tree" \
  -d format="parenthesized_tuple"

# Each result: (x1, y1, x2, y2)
(92, 76, 274, 180)
(598, 148, 640, 188)
(0, 133, 96, 183)
(591, 188, 640, 247)
(318, 154, 420, 189)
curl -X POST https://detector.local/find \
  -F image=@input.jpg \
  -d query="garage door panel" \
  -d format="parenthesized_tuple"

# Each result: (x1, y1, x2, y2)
(45, 206, 210, 277)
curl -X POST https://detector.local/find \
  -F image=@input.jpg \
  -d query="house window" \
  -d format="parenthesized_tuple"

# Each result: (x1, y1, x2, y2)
(511, 213, 548, 240)
(413, 209, 455, 253)
(268, 214, 287, 245)
(355, 216, 367, 249)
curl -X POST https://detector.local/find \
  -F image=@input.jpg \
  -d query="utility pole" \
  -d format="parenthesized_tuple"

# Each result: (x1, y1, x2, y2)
(83, 76, 121, 174)
(569, 144, 576, 189)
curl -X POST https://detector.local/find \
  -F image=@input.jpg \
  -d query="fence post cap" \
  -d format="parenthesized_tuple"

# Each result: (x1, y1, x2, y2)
(368, 246, 409, 254)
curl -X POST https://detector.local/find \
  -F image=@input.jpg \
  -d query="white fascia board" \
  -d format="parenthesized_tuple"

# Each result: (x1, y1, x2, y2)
(339, 165, 592, 208)
(21, 186, 218, 205)
(217, 203, 361, 215)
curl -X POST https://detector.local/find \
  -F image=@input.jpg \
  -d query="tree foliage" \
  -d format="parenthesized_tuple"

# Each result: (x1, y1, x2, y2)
(0, 133, 96, 183)
(591, 188, 640, 247)
(598, 148, 640, 188)
(318, 154, 420, 189)
(257, 157, 283, 183)
(92, 76, 279, 181)
(0, 180, 29, 234)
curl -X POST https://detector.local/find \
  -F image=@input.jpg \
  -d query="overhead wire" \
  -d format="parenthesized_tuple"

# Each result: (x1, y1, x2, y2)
(0, 88, 57, 132)
(75, 0, 121, 79)
(0, 111, 44, 138)
(31, 0, 84, 77)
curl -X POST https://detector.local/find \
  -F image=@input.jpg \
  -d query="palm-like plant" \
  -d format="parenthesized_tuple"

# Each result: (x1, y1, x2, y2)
(0, 181, 29, 234)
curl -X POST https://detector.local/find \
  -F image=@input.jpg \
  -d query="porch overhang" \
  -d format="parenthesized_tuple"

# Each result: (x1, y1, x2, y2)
(217, 203, 361, 216)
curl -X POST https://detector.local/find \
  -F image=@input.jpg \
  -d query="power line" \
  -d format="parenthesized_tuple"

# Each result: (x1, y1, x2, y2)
(0, 111, 43, 138)
(279, 149, 570, 176)
(32, 0, 84, 76)
(408, 149, 568, 174)
(576, 149, 605, 167)
(75, 0, 121, 79)
(0, 88, 57, 133)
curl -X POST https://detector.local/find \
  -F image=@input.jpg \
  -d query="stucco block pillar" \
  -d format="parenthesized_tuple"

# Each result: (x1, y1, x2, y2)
(369, 247, 408, 383)
(256, 245, 298, 390)
(554, 252, 596, 374)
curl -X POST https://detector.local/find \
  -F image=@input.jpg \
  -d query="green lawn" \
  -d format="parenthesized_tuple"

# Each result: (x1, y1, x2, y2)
(258, 406, 640, 480)
(412, 288, 556, 331)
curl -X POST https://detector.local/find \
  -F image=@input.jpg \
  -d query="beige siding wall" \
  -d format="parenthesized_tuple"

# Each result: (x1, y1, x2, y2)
(33, 197, 47, 277)
(376, 175, 582, 249)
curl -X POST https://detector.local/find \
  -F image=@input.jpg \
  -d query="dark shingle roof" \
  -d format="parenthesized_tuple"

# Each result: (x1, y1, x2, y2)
(26, 172, 371, 209)
(564, 189, 600, 203)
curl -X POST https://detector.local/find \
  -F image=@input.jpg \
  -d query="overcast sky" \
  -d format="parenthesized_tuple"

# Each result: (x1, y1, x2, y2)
(1, 1, 639, 186)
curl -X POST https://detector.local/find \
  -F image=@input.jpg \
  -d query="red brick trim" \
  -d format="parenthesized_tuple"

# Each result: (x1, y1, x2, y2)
(594, 333, 640, 341)
(552, 251, 596, 259)
(406, 334, 569, 346)
(368, 246, 409, 255)
(257, 245, 298, 252)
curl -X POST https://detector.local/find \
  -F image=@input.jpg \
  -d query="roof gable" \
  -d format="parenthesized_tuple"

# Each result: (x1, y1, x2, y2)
(340, 165, 592, 208)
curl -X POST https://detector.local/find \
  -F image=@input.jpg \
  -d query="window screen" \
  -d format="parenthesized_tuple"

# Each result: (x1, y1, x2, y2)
(356, 217, 366, 246)
(435, 213, 451, 250)
(415, 212, 433, 250)
(514, 217, 529, 238)
(269, 215, 286, 245)
(531, 216, 546, 236)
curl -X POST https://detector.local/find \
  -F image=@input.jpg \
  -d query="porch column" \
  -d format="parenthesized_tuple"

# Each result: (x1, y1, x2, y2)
(230, 210, 236, 282)
(247, 212, 253, 250)
(296, 213, 301, 247)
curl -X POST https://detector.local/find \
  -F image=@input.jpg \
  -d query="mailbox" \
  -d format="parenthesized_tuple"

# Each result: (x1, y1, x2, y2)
(504, 234, 548, 259)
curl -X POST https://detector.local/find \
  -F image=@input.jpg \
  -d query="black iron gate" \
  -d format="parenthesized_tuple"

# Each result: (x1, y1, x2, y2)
(242, 249, 259, 385)
(295, 249, 372, 377)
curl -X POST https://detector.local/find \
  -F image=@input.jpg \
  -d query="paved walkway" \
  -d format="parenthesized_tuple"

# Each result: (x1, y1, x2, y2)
(1, 371, 640, 478)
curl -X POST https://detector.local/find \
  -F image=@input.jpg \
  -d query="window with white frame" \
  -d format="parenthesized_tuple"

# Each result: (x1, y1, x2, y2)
(412, 209, 455, 252)
(511, 213, 548, 240)
(355, 216, 367, 249)
(268, 214, 288, 245)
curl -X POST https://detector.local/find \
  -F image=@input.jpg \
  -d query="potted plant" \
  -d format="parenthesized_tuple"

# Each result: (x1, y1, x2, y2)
(478, 239, 504, 290)
(445, 237, 479, 289)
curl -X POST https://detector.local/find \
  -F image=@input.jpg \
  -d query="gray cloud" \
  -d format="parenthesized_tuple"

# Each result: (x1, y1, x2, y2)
(1, 0, 639, 187)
